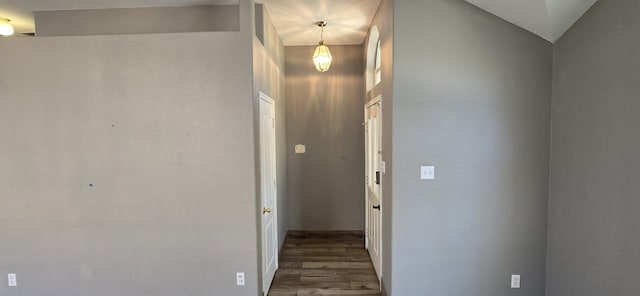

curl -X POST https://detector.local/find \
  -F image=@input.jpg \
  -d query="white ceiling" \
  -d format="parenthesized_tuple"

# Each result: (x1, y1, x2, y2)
(0, 0, 598, 43)
(465, 0, 599, 42)
(261, 0, 381, 46)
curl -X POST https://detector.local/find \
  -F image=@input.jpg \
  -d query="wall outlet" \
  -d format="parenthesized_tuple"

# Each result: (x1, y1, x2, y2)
(236, 272, 245, 286)
(8, 274, 17, 287)
(511, 274, 521, 289)
(420, 166, 435, 180)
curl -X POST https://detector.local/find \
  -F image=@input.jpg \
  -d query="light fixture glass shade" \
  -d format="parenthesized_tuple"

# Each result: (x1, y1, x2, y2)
(0, 19, 14, 36)
(313, 43, 332, 72)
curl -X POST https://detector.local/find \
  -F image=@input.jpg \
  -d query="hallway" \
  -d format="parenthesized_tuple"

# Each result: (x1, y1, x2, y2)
(267, 231, 380, 296)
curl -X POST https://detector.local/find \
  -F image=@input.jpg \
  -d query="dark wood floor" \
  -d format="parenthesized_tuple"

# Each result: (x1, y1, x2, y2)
(267, 230, 380, 296)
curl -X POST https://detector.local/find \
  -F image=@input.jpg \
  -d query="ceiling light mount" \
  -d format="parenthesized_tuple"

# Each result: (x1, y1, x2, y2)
(312, 20, 332, 72)
(316, 21, 327, 45)
(0, 18, 14, 37)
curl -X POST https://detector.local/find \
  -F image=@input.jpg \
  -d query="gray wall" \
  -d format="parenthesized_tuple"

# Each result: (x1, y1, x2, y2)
(363, 0, 394, 294)
(253, 4, 288, 250)
(391, 1, 552, 295)
(285, 45, 365, 230)
(547, 0, 640, 295)
(35, 5, 240, 36)
(0, 31, 259, 296)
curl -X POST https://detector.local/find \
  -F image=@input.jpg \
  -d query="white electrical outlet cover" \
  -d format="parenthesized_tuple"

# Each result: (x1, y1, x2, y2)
(236, 272, 245, 286)
(8, 274, 17, 287)
(420, 166, 435, 180)
(511, 274, 521, 289)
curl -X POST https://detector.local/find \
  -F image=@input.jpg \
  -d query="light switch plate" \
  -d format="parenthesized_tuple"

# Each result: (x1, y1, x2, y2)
(8, 274, 16, 287)
(295, 144, 306, 154)
(381, 161, 386, 174)
(511, 274, 521, 289)
(420, 166, 435, 180)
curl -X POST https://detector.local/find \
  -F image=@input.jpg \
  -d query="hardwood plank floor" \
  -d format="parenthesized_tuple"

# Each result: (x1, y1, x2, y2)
(268, 231, 380, 296)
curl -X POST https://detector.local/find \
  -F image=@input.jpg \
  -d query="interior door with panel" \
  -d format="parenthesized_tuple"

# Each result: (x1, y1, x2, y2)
(259, 93, 278, 294)
(365, 97, 382, 279)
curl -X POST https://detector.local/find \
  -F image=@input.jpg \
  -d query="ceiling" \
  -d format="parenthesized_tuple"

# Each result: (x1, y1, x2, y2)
(0, 0, 598, 43)
(465, 0, 599, 42)
(261, 0, 381, 46)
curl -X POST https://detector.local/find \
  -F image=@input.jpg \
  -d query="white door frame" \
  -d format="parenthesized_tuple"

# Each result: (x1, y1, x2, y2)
(259, 92, 278, 294)
(364, 95, 382, 282)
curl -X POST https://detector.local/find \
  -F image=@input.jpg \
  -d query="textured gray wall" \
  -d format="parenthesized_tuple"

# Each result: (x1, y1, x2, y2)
(0, 32, 259, 295)
(391, 1, 552, 295)
(547, 0, 640, 295)
(35, 5, 240, 36)
(363, 0, 394, 294)
(253, 4, 288, 250)
(285, 45, 365, 230)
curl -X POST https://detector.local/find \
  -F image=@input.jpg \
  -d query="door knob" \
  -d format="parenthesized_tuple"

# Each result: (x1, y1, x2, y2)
(263, 207, 272, 214)
(372, 205, 381, 210)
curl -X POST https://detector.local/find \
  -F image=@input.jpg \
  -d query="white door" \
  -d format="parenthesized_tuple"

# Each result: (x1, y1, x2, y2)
(260, 93, 278, 294)
(365, 97, 382, 279)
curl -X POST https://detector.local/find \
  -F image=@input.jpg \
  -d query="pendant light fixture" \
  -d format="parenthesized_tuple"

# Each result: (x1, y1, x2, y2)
(0, 18, 14, 37)
(313, 21, 332, 72)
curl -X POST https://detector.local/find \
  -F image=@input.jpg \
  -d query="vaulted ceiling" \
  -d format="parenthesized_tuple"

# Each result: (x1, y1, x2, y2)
(0, 0, 599, 43)
(466, 0, 599, 42)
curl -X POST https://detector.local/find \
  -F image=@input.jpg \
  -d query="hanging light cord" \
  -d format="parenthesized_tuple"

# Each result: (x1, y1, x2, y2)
(317, 21, 327, 45)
